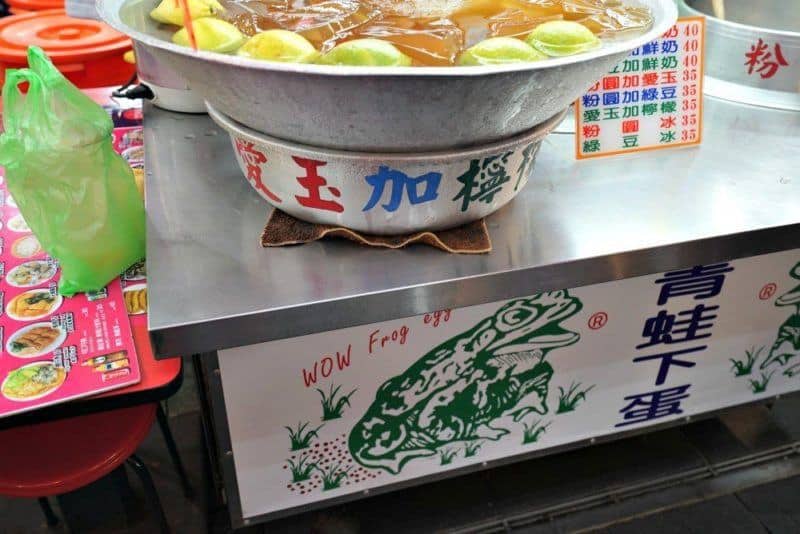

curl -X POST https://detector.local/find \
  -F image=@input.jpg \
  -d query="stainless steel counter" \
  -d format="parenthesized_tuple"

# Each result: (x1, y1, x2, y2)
(145, 97, 800, 357)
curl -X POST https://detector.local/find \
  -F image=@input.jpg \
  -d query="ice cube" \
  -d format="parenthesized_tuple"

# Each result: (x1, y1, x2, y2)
(354, 16, 464, 65)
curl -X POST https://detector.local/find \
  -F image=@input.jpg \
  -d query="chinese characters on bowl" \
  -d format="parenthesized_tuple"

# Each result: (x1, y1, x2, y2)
(210, 105, 567, 235)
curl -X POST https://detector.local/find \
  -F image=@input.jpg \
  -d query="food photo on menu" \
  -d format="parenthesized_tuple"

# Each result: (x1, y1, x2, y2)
(0, 174, 144, 415)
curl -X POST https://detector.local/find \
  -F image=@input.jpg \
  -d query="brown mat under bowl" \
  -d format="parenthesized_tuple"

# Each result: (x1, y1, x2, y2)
(261, 209, 491, 254)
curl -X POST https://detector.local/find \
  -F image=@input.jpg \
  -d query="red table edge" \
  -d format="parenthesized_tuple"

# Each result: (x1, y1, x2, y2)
(95, 321, 182, 399)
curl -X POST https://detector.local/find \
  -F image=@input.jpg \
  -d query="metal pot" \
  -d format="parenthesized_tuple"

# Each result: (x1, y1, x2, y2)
(207, 102, 566, 234)
(98, 0, 677, 152)
(132, 41, 207, 112)
(679, 0, 800, 111)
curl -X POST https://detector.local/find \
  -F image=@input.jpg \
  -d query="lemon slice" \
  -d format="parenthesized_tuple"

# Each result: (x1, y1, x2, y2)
(150, 0, 224, 26)
(318, 39, 412, 67)
(458, 36, 546, 66)
(172, 18, 244, 53)
(237, 30, 319, 63)
(526, 20, 600, 57)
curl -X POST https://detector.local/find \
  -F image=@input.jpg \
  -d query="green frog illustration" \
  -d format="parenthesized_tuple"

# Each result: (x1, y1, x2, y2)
(349, 291, 583, 474)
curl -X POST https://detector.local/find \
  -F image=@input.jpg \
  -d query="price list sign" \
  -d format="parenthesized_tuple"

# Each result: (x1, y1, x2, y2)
(575, 17, 706, 159)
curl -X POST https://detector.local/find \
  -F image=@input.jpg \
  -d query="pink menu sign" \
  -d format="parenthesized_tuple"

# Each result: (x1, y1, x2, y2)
(0, 93, 144, 418)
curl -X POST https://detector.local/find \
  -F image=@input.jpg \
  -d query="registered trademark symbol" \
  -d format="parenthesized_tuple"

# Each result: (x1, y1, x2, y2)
(759, 283, 777, 300)
(588, 312, 608, 330)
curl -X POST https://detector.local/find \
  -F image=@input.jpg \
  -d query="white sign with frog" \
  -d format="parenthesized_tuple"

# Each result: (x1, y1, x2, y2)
(217, 249, 800, 521)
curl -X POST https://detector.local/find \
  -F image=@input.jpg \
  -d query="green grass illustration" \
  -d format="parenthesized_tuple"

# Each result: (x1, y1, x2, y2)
(286, 454, 317, 482)
(317, 384, 357, 421)
(522, 420, 551, 445)
(439, 448, 457, 465)
(556, 382, 595, 414)
(285, 421, 323, 451)
(464, 441, 483, 458)
(316, 461, 353, 490)
(730, 346, 763, 377)
(749, 371, 775, 394)
(509, 406, 540, 423)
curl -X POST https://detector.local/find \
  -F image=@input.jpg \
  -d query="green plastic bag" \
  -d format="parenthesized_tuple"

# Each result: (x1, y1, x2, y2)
(0, 47, 145, 297)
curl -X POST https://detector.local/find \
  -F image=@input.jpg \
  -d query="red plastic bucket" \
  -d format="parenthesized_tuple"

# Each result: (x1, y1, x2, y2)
(0, 10, 135, 89)
(8, 0, 63, 15)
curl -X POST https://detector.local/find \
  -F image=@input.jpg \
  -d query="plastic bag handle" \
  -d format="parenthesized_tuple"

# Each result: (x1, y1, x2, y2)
(28, 45, 69, 85)
(2, 68, 47, 135)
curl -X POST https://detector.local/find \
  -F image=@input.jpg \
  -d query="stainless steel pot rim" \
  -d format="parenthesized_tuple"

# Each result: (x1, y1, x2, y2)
(679, 0, 800, 39)
(98, 0, 677, 78)
(206, 101, 568, 160)
(703, 77, 800, 111)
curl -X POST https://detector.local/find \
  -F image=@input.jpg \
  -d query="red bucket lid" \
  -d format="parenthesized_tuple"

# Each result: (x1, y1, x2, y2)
(0, 10, 131, 64)
(7, 0, 64, 11)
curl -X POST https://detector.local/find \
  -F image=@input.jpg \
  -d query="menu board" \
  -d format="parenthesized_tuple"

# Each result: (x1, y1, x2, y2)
(575, 17, 706, 159)
(0, 93, 144, 418)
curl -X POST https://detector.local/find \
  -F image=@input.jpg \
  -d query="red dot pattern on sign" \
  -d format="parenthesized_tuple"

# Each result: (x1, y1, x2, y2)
(284, 434, 381, 494)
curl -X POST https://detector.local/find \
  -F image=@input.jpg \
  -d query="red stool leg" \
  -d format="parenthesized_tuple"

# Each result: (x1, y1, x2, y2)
(37, 497, 59, 527)
(156, 404, 194, 498)
(126, 454, 170, 534)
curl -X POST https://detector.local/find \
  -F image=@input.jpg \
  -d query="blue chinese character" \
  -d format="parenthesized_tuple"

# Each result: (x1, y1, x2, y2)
(656, 263, 734, 305)
(641, 88, 659, 101)
(661, 86, 677, 99)
(637, 305, 719, 349)
(363, 166, 441, 213)
(622, 90, 640, 104)
(616, 384, 691, 427)
(633, 345, 705, 385)
(582, 94, 600, 108)
(661, 40, 679, 54)
(642, 41, 659, 55)
(603, 92, 620, 106)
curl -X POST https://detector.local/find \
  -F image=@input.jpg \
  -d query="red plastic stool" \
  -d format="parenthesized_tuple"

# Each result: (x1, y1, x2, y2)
(0, 404, 169, 533)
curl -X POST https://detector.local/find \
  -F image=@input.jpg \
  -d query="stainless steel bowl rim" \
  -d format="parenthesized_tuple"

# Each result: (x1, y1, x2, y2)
(206, 101, 568, 159)
(98, 0, 677, 78)
(679, 1, 800, 39)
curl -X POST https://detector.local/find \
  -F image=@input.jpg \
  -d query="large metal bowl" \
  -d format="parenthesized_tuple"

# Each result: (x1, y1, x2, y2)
(99, 0, 676, 151)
